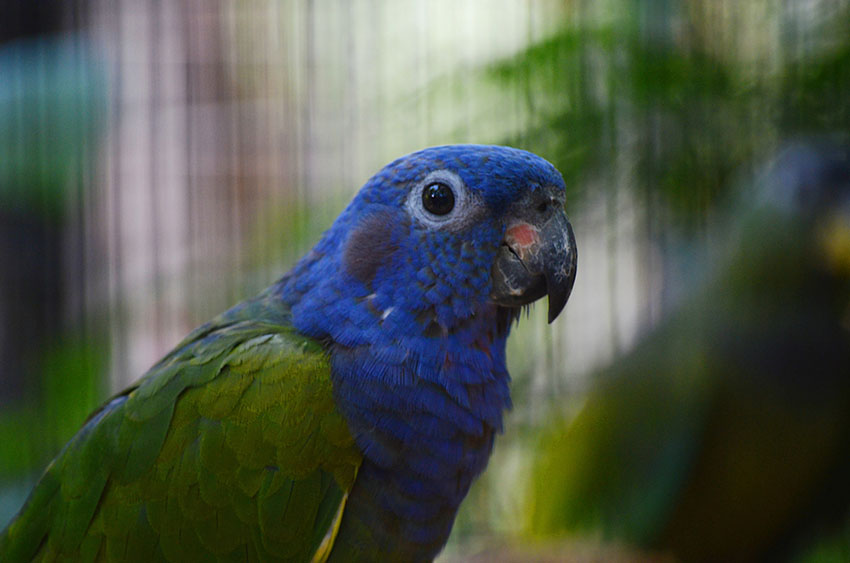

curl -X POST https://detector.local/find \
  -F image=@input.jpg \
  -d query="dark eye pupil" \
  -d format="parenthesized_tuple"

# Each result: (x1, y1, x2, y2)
(422, 182, 455, 215)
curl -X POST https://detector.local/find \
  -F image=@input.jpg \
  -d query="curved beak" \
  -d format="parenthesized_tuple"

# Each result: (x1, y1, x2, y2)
(490, 205, 577, 323)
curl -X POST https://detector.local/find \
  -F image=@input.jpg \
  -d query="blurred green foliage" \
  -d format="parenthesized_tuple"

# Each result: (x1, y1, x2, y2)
(0, 335, 107, 528)
(489, 1, 850, 229)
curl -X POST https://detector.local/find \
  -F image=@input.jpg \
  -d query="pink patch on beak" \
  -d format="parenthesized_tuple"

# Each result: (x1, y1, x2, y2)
(506, 222, 540, 249)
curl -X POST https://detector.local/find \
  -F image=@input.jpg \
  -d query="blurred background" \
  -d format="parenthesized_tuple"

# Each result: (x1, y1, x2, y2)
(1, 0, 849, 560)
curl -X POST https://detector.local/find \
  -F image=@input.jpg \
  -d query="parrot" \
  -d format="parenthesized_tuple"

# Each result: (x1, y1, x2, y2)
(525, 140, 850, 562)
(0, 144, 577, 562)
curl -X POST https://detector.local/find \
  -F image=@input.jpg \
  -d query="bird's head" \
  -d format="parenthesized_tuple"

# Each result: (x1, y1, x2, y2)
(715, 140, 850, 390)
(281, 145, 577, 347)
(745, 141, 850, 287)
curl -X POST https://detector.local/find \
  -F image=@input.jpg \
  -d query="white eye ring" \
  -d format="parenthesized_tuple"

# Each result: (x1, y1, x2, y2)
(405, 169, 477, 230)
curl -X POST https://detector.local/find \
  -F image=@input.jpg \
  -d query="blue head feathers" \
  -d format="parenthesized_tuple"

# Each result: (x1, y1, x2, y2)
(280, 144, 567, 341)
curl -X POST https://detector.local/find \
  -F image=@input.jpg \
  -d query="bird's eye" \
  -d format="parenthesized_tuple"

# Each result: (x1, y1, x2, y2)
(422, 182, 455, 216)
(406, 169, 473, 230)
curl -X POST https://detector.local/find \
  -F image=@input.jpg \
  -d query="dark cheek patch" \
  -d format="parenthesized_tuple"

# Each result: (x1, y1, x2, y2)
(344, 210, 400, 286)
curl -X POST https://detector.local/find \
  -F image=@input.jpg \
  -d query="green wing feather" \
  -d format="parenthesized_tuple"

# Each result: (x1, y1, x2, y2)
(0, 295, 361, 562)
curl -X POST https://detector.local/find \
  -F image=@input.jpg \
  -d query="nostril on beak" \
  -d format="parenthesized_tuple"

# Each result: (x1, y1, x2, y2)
(536, 197, 560, 215)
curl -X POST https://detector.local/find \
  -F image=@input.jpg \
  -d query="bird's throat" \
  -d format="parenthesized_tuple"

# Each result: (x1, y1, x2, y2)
(327, 320, 511, 560)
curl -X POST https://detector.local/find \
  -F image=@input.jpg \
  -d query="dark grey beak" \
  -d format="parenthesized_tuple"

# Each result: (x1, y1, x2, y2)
(490, 207, 577, 323)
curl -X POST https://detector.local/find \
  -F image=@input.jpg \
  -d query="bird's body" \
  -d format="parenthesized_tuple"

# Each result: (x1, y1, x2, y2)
(1, 145, 576, 562)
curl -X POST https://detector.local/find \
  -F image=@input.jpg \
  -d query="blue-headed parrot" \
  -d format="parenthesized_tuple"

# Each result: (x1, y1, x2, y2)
(526, 141, 850, 562)
(0, 145, 577, 562)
